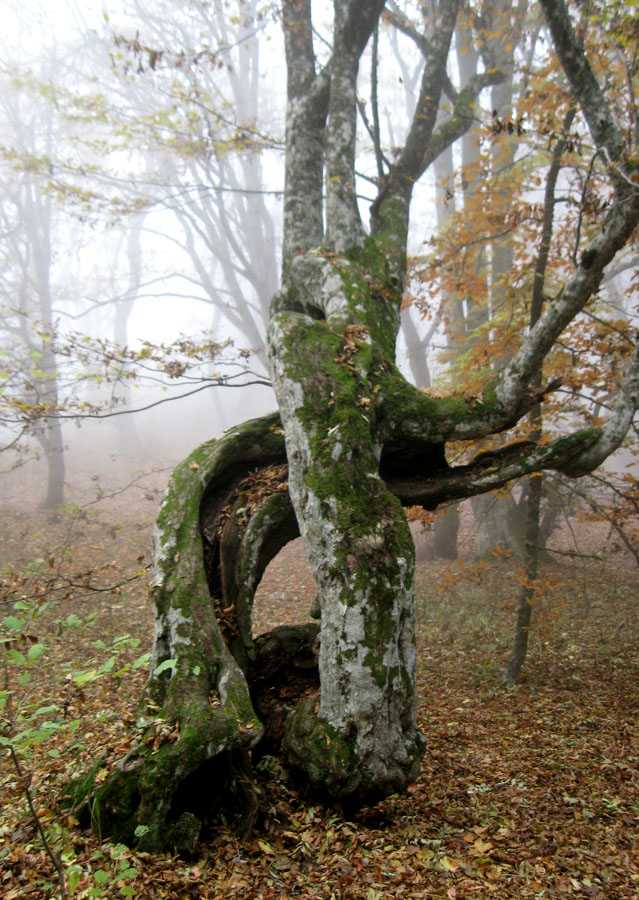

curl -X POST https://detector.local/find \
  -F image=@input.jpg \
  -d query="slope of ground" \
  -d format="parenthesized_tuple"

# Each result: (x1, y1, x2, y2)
(1, 482, 638, 899)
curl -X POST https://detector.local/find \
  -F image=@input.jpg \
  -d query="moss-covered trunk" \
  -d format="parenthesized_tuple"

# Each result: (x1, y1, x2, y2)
(64, 414, 318, 854)
(267, 250, 425, 802)
(63, 352, 626, 852)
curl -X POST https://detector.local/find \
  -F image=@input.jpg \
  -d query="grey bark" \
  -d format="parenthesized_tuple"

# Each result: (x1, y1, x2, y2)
(111, 216, 145, 453)
(432, 505, 460, 560)
(471, 492, 526, 560)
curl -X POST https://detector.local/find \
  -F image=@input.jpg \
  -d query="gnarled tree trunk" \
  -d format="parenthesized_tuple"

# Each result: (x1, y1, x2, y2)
(268, 252, 425, 802)
(65, 0, 639, 855)
(64, 414, 314, 853)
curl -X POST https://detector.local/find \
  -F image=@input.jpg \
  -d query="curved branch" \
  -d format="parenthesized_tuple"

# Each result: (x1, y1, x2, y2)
(556, 340, 639, 475)
(495, 182, 639, 418)
(65, 414, 291, 852)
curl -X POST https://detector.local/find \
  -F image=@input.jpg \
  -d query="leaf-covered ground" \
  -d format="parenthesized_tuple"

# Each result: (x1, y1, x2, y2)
(1, 483, 638, 899)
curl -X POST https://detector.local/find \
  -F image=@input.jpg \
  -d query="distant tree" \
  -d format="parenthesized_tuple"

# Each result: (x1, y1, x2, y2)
(416, 2, 638, 679)
(67, 0, 639, 854)
(0, 1, 281, 478)
(0, 70, 70, 506)
(85, 0, 282, 358)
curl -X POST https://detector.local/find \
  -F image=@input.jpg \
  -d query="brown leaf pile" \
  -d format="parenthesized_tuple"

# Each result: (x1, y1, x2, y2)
(1, 493, 638, 899)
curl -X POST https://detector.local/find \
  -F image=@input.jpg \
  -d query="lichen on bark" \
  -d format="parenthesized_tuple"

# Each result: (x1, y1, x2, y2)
(267, 257, 427, 803)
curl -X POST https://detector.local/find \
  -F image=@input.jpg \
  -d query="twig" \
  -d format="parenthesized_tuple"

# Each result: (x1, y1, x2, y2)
(55, 564, 152, 594)
(544, 547, 603, 561)
(8, 746, 67, 899)
(571, 147, 605, 266)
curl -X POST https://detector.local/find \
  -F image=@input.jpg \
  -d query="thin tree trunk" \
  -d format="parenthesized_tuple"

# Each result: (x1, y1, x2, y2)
(432, 505, 460, 560)
(111, 216, 145, 456)
(502, 104, 577, 683)
(502, 472, 542, 685)
(38, 331, 66, 510)
(42, 420, 65, 509)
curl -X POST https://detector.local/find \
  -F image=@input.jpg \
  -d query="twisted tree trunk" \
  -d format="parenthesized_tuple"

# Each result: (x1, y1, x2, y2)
(268, 252, 425, 801)
(64, 415, 312, 853)
(64, 0, 639, 855)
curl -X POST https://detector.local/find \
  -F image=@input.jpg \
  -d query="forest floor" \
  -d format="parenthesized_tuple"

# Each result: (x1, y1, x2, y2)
(1, 472, 638, 899)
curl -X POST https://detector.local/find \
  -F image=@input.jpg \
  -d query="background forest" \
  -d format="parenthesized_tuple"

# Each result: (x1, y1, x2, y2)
(1, 0, 638, 897)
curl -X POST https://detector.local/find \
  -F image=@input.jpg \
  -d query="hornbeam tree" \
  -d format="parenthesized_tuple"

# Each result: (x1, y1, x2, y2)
(66, 0, 639, 854)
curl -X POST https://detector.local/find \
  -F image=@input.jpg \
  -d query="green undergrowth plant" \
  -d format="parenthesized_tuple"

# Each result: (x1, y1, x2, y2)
(1, 587, 149, 898)
(63, 841, 140, 899)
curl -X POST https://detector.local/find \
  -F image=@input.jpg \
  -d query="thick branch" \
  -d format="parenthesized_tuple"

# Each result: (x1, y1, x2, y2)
(531, 107, 577, 325)
(329, 0, 387, 60)
(282, 0, 328, 264)
(495, 175, 639, 418)
(371, 24, 384, 182)
(325, 0, 386, 249)
(325, 10, 365, 249)
(384, 0, 460, 194)
(538, 0, 626, 169)
(556, 340, 639, 475)
(371, 1, 503, 278)
(283, 0, 316, 97)
(417, 70, 504, 174)
(387, 429, 601, 509)
(486, 1, 639, 439)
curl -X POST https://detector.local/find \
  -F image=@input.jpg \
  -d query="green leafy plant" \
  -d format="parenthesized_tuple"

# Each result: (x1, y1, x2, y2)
(1, 590, 146, 898)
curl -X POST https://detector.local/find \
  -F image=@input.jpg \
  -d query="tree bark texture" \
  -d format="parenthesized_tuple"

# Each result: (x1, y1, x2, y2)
(268, 258, 424, 802)
(64, 379, 612, 853)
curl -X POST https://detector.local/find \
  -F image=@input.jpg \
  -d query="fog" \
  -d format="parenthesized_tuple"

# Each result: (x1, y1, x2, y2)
(0, 0, 636, 516)
(0, 0, 282, 506)
(0, 0, 441, 510)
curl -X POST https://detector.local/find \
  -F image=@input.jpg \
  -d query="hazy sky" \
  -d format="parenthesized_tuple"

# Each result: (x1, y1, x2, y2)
(3, 1, 103, 55)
